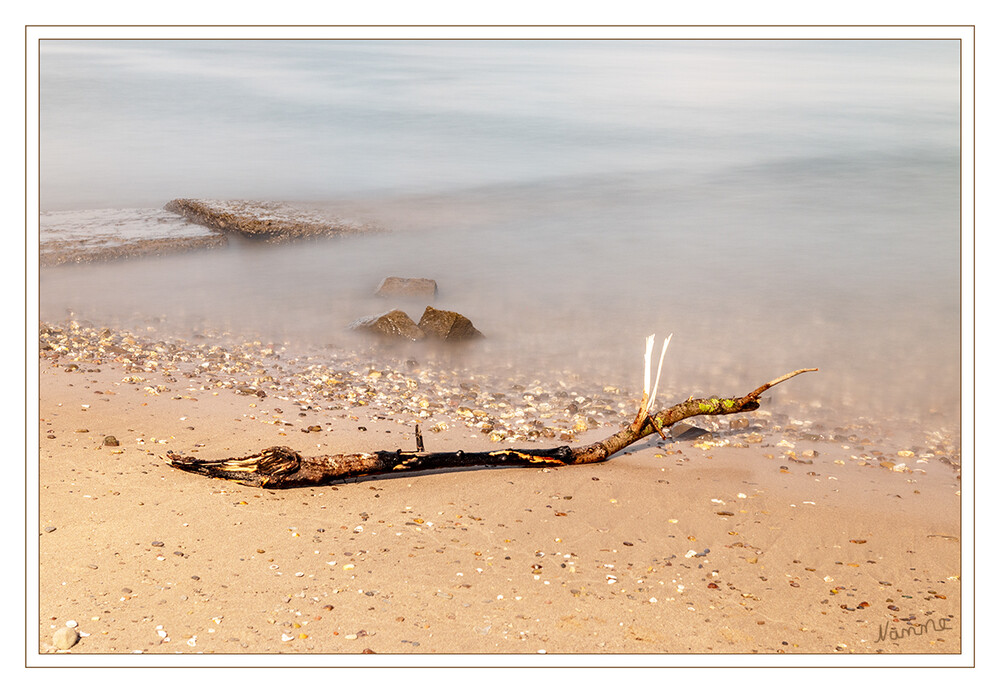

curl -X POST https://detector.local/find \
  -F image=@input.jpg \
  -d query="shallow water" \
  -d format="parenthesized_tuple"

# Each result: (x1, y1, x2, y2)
(37, 39, 961, 428)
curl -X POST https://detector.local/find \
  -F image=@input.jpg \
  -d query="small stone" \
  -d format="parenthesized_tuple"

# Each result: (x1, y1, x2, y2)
(671, 423, 712, 441)
(103, 435, 119, 446)
(43, 526, 56, 533)
(151, 541, 164, 547)
(349, 310, 425, 341)
(417, 306, 484, 341)
(53, 626, 79, 650)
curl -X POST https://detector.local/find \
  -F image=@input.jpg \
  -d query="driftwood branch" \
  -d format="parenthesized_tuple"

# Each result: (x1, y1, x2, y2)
(167, 368, 817, 488)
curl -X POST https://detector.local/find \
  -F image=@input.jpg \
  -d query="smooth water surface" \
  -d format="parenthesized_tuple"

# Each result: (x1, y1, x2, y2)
(38, 39, 961, 425)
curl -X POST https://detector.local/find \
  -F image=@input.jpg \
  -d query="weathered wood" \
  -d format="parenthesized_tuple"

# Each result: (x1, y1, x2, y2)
(168, 369, 817, 488)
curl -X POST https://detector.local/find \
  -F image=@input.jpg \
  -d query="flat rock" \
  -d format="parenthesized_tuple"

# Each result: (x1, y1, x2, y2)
(417, 306, 484, 341)
(165, 199, 377, 243)
(375, 277, 438, 299)
(349, 310, 425, 341)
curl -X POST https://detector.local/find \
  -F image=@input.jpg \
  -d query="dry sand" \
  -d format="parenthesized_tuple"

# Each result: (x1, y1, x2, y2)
(35, 324, 962, 659)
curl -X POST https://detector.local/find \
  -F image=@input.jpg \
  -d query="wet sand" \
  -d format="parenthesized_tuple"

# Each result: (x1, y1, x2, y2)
(35, 321, 963, 657)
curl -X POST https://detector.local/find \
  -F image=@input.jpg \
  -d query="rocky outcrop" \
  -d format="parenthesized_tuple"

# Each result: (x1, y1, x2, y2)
(374, 277, 438, 299)
(165, 199, 377, 242)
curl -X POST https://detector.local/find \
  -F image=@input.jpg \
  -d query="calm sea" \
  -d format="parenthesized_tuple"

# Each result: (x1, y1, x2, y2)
(38, 39, 962, 426)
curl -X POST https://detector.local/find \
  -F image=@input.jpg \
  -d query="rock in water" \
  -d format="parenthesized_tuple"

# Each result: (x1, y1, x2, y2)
(375, 277, 438, 299)
(53, 627, 79, 650)
(417, 306, 484, 341)
(349, 310, 425, 341)
(164, 199, 375, 242)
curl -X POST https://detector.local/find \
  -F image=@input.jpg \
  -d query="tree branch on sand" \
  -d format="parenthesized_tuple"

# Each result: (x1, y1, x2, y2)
(167, 335, 817, 488)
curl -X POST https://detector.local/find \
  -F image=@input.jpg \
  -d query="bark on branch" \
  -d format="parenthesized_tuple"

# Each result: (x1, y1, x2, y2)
(167, 368, 817, 488)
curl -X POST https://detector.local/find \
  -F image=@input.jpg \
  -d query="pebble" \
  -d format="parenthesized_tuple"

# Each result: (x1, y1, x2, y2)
(53, 626, 79, 650)
(43, 526, 56, 533)
(36, 320, 643, 443)
(38, 319, 961, 477)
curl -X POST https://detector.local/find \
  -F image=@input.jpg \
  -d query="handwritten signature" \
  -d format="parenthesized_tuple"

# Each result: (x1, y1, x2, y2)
(875, 617, 953, 643)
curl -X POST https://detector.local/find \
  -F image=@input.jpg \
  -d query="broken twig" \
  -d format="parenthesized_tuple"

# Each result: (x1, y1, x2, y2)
(168, 363, 818, 488)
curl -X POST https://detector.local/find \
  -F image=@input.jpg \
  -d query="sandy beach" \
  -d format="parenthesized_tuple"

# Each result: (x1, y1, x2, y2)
(31, 35, 969, 666)
(35, 320, 963, 657)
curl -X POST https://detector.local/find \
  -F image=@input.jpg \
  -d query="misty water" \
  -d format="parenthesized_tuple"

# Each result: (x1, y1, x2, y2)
(38, 39, 961, 428)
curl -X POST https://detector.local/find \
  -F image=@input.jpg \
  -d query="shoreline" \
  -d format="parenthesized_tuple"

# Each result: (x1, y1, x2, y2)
(35, 319, 962, 655)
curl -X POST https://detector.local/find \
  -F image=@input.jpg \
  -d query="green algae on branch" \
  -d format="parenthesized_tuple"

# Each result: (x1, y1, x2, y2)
(167, 368, 818, 488)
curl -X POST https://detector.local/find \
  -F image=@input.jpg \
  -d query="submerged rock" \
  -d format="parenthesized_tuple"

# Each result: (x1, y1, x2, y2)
(165, 199, 376, 242)
(418, 306, 484, 341)
(349, 306, 483, 343)
(349, 310, 425, 341)
(375, 277, 438, 299)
